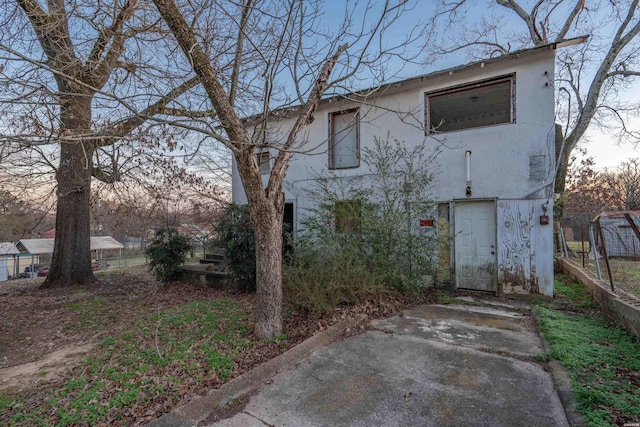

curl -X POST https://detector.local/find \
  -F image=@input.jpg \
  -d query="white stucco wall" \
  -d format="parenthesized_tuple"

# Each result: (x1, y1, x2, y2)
(231, 47, 557, 295)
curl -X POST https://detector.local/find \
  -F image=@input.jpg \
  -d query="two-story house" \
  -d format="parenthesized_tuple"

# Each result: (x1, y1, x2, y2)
(232, 38, 585, 297)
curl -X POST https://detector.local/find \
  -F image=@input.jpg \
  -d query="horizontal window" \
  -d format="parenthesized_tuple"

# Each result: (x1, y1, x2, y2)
(425, 75, 515, 133)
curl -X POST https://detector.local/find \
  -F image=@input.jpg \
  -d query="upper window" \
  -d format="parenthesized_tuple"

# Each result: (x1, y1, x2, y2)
(329, 108, 360, 169)
(257, 151, 270, 175)
(425, 75, 515, 134)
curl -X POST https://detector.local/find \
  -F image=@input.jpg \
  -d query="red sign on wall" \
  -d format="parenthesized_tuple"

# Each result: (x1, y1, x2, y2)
(420, 219, 434, 227)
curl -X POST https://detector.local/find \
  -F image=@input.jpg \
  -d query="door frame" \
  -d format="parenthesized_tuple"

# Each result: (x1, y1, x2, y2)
(452, 198, 498, 293)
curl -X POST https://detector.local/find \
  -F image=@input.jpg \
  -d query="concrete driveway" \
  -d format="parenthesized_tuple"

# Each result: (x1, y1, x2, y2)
(150, 297, 573, 427)
(206, 298, 568, 427)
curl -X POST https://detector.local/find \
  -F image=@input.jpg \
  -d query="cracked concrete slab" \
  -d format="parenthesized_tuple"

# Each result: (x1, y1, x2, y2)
(204, 300, 568, 427)
(371, 304, 544, 356)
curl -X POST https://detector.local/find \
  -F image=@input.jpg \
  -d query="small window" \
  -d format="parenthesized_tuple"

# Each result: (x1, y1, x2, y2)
(257, 151, 270, 175)
(335, 200, 362, 234)
(425, 75, 515, 133)
(329, 108, 360, 169)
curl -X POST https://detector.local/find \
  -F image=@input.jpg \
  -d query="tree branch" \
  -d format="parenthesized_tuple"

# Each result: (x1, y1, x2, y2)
(555, 0, 586, 42)
(495, 0, 544, 44)
(87, 2, 134, 69)
(16, 0, 79, 74)
(229, 0, 254, 107)
(268, 43, 348, 197)
(152, 0, 249, 151)
(90, 0, 138, 89)
(93, 76, 201, 147)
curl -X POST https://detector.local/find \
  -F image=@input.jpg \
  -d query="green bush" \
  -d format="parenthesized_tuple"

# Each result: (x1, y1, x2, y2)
(214, 204, 257, 292)
(214, 204, 293, 292)
(283, 247, 388, 315)
(146, 228, 191, 282)
(283, 135, 440, 314)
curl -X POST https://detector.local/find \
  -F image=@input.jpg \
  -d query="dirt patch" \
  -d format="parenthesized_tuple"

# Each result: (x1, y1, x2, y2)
(0, 343, 95, 392)
(0, 267, 421, 425)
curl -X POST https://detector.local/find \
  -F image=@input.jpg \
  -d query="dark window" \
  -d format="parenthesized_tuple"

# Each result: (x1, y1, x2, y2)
(335, 200, 362, 234)
(329, 108, 360, 169)
(426, 75, 515, 133)
(257, 151, 270, 175)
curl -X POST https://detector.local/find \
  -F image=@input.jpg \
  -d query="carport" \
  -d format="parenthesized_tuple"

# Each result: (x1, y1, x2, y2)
(17, 236, 125, 274)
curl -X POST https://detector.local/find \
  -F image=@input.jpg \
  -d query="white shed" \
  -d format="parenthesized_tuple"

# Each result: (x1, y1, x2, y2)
(0, 242, 20, 281)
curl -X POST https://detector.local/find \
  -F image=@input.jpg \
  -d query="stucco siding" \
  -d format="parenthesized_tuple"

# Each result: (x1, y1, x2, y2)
(231, 47, 557, 295)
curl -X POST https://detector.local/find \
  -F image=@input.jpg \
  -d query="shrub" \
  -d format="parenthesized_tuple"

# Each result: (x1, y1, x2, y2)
(283, 247, 388, 315)
(283, 135, 440, 313)
(214, 204, 257, 292)
(215, 204, 293, 292)
(146, 228, 191, 282)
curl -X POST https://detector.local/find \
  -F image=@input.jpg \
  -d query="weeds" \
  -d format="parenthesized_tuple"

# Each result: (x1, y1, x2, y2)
(539, 275, 640, 426)
(284, 136, 439, 315)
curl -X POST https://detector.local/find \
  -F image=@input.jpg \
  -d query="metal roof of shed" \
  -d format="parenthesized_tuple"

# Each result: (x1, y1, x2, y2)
(90, 236, 125, 250)
(594, 210, 640, 220)
(0, 242, 20, 255)
(17, 236, 124, 255)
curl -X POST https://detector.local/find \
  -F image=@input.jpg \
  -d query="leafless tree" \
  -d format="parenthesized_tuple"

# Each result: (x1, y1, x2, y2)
(603, 158, 640, 210)
(564, 156, 640, 229)
(150, 0, 419, 338)
(0, 186, 55, 241)
(423, 0, 640, 204)
(0, 1, 204, 287)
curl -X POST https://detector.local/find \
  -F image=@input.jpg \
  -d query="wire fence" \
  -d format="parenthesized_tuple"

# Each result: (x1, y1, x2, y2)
(560, 221, 640, 300)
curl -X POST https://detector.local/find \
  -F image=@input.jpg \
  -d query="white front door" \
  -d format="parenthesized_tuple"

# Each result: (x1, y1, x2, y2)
(454, 201, 497, 292)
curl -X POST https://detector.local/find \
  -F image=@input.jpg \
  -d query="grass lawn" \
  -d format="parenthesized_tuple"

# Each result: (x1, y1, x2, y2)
(0, 268, 413, 426)
(539, 275, 640, 426)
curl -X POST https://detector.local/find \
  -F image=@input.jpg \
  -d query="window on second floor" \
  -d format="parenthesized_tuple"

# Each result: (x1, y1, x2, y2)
(425, 75, 515, 134)
(257, 151, 270, 175)
(329, 108, 360, 169)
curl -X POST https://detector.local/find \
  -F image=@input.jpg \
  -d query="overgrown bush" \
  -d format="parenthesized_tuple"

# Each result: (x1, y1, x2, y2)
(283, 135, 440, 314)
(283, 247, 388, 315)
(146, 228, 191, 282)
(215, 204, 293, 292)
(214, 204, 257, 292)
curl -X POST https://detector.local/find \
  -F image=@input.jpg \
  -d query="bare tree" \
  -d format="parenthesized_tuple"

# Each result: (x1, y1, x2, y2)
(603, 158, 640, 210)
(423, 0, 640, 204)
(564, 156, 640, 227)
(150, 0, 418, 338)
(0, 187, 55, 241)
(0, 1, 201, 287)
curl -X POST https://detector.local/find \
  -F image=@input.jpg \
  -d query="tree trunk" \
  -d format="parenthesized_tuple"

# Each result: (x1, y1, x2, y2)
(42, 94, 97, 288)
(251, 200, 284, 339)
(554, 123, 570, 200)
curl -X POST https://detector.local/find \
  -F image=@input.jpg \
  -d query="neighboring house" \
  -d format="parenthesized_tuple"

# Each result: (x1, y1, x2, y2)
(232, 38, 586, 297)
(593, 211, 640, 259)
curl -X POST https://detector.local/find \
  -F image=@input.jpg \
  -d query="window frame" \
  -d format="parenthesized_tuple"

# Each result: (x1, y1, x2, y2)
(257, 150, 270, 175)
(424, 74, 516, 134)
(328, 107, 360, 170)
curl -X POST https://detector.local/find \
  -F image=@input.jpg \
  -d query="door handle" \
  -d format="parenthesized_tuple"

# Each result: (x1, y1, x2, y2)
(491, 251, 495, 255)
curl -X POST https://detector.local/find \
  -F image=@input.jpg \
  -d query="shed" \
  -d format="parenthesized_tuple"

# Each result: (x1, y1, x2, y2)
(593, 211, 640, 259)
(0, 242, 20, 282)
